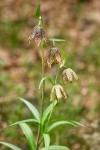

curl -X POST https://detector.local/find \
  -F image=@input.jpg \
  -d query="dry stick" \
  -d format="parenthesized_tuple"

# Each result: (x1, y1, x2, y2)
(36, 43, 45, 150)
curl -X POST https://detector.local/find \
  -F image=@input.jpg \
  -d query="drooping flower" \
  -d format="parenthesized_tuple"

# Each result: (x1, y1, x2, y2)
(46, 47, 62, 68)
(62, 68, 78, 83)
(28, 26, 47, 46)
(50, 84, 67, 101)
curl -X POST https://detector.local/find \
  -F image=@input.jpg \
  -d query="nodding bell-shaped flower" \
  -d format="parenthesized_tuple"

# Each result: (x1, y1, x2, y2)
(46, 47, 62, 68)
(28, 18, 47, 46)
(50, 84, 67, 101)
(62, 68, 78, 83)
(28, 26, 47, 46)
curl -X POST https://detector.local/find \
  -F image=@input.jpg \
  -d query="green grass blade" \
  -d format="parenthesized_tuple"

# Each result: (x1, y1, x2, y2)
(0, 142, 22, 150)
(19, 123, 35, 150)
(19, 98, 40, 123)
(42, 100, 57, 125)
(40, 145, 70, 150)
(47, 121, 77, 133)
(43, 134, 50, 148)
(35, 0, 40, 19)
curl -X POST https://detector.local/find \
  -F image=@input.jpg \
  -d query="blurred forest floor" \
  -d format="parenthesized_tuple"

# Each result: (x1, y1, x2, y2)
(0, 0, 100, 150)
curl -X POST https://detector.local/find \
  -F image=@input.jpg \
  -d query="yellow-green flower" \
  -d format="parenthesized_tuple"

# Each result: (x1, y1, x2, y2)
(50, 84, 67, 101)
(62, 68, 78, 83)
(28, 26, 47, 46)
(46, 47, 62, 68)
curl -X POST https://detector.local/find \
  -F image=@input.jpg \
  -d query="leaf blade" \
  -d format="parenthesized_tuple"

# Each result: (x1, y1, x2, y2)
(35, 0, 40, 19)
(0, 119, 38, 132)
(40, 145, 70, 150)
(39, 77, 54, 89)
(0, 142, 22, 150)
(43, 134, 50, 148)
(71, 121, 85, 127)
(39, 77, 47, 89)
(19, 123, 35, 150)
(49, 38, 65, 42)
(60, 50, 67, 68)
(42, 100, 57, 125)
(47, 121, 77, 133)
(19, 98, 40, 123)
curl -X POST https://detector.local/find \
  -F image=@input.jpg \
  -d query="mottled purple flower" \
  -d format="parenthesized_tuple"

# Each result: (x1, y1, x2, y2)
(28, 26, 47, 46)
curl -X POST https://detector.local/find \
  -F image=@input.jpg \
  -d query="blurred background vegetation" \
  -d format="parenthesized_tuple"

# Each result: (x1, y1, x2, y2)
(0, 0, 100, 150)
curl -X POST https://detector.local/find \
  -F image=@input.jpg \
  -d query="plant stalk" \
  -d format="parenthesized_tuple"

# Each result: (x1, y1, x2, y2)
(55, 67, 60, 84)
(36, 42, 45, 150)
(41, 44, 45, 114)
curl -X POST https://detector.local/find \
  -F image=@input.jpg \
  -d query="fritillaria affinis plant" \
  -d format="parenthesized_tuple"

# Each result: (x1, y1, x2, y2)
(0, 1, 84, 150)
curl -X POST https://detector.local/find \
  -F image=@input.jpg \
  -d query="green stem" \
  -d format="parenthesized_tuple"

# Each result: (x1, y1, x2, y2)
(41, 44, 45, 114)
(46, 101, 54, 129)
(35, 126, 41, 150)
(55, 67, 60, 84)
(36, 42, 45, 150)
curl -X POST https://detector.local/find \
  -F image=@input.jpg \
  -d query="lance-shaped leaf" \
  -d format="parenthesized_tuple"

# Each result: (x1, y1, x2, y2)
(47, 77, 54, 85)
(40, 145, 70, 150)
(60, 50, 67, 68)
(39, 77, 47, 89)
(0, 119, 38, 132)
(71, 121, 85, 127)
(35, 0, 40, 19)
(47, 121, 77, 133)
(20, 123, 35, 150)
(42, 100, 57, 125)
(19, 98, 40, 123)
(49, 38, 65, 42)
(43, 134, 50, 148)
(0, 142, 22, 150)
(39, 77, 54, 89)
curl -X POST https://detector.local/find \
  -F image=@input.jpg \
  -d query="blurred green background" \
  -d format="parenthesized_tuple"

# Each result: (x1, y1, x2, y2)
(0, 0, 100, 150)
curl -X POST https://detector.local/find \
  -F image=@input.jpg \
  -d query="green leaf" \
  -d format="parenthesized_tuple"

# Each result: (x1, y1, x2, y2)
(39, 77, 54, 89)
(60, 50, 67, 68)
(49, 38, 65, 42)
(11, 119, 38, 126)
(39, 77, 47, 89)
(40, 145, 70, 150)
(19, 98, 40, 123)
(47, 121, 77, 133)
(35, 0, 40, 19)
(42, 100, 57, 125)
(71, 121, 85, 127)
(47, 77, 54, 85)
(43, 134, 50, 148)
(0, 119, 38, 132)
(0, 142, 22, 150)
(20, 123, 35, 150)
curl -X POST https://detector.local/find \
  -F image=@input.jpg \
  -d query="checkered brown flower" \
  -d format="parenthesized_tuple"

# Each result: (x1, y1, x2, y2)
(62, 68, 78, 83)
(46, 47, 62, 68)
(50, 84, 67, 101)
